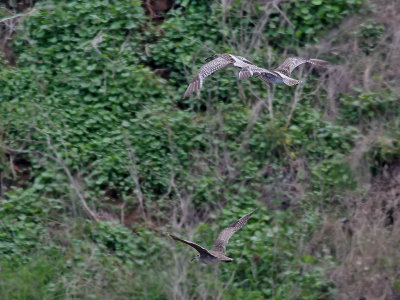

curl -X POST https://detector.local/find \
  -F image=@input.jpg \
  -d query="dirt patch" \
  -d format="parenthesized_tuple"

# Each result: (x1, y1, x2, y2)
(143, 0, 175, 24)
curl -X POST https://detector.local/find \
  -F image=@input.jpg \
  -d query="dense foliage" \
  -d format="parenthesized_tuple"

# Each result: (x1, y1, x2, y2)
(1, 0, 399, 299)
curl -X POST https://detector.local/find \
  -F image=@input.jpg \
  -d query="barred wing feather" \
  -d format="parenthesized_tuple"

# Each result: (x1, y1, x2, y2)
(183, 57, 232, 98)
(210, 210, 256, 254)
(274, 57, 328, 76)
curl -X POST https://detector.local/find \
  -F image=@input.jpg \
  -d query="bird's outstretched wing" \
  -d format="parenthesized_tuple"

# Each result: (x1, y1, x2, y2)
(184, 57, 232, 98)
(234, 55, 255, 65)
(255, 74, 272, 86)
(237, 66, 254, 80)
(237, 65, 276, 80)
(238, 66, 300, 86)
(169, 234, 216, 257)
(210, 209, 256, 255)
(274, 57, 328, 77)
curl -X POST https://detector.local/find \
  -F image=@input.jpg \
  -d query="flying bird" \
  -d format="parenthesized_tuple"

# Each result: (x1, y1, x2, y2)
(169, 209, 256, 264)
(183, 54, 328, 98)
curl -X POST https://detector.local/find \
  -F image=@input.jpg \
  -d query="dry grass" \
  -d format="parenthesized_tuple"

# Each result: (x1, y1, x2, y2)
(312, 0, 400, 119)
(310, 162, 400, 299)
(305, 1, 400, 298)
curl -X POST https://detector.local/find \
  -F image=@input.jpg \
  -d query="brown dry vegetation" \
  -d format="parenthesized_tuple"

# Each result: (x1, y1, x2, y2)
(309, 1, 400, 298)
(314, 0, 400, 116)
(313, 163, 400, 299)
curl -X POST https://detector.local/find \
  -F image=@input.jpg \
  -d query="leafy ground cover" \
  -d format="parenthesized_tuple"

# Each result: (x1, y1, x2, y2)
(1, 0, 399, 299)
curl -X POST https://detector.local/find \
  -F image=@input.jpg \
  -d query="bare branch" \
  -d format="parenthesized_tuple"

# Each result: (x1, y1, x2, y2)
(236, 99, 266, 154)
(124, 138, 145, 217)
(286, 70, 305, 127)
(0, 8, 37, 25)
(267, 85, 275, 118)
(272, 1, 295, 29)
(1, 125, 100, 222)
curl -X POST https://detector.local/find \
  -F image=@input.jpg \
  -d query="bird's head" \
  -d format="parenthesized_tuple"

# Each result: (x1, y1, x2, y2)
(205, 54, 218, 62)
(191, 254, 200, 262)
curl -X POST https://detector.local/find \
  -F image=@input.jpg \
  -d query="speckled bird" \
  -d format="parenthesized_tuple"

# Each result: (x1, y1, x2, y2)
(183, 54, 328, 98)
(169, 209, 256, 264)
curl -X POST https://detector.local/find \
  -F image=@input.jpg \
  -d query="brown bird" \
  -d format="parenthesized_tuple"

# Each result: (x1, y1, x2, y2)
(238, 57, 329, 86)
(169, 209, 256, 264)
(183, 54, 328, 98)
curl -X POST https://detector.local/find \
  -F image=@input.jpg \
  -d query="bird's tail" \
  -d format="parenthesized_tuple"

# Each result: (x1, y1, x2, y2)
(273, 71, 302, 86)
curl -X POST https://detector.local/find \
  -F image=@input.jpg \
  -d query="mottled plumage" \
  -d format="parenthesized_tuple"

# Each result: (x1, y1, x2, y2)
(183, 53, 328, 97)
(274, 57, 328, 77)
(169, 209, 256, 264)
(184, 54, 254, 98)
(238, 57, 328, 86)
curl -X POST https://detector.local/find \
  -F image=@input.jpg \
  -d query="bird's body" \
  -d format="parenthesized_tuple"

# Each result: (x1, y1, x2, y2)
(169, 209, 256, 264)
(183, 53, 328, 98)
(197, 250, 233, 265)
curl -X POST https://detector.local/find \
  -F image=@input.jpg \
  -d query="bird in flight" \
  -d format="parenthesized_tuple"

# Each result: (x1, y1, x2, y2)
(183, 54, 328, 98)
(169, 209, 256, 264)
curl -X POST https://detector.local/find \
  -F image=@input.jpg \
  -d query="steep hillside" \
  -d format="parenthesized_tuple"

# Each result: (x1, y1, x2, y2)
(0, 0, 399, 299)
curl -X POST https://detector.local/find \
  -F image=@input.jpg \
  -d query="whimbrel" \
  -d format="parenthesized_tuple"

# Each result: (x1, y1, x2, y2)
(183, 54, 328, 98)
(169, 209, 256, 264)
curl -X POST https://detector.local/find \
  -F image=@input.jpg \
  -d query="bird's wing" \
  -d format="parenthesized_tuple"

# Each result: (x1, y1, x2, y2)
(274, 57, 328, 76)
(183, 57, 232, 98)
(234, 55, 255, 65)
(237, 66, 254, 80)
(238, 66, 301, 86)
(237, 65, 276, 80)
(169, 234, 215, 257)
(270, 71, 302, 86)
(210, 209, 256, 255)
(255, 74, 272, 86)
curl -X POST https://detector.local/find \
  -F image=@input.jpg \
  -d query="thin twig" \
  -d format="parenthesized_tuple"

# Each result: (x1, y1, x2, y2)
(0, 8, 37, 24)
(166, 127, 189, 227)
(286, 70, 305, 127)
(2, 144, 99, 221)
(119, 32, 131, 54)
(124, 138, 146, 218)
(217, 246, 246, 299)
(236, 99, 266, 153)
(272, 1, 295, 29)
(267, 85, 275, 118)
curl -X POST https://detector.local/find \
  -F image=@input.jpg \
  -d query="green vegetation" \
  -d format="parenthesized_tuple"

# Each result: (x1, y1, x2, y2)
(1, 0, 399, 299)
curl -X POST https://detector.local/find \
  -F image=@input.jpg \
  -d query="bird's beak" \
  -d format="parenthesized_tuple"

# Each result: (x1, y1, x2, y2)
(191, 256, 198, 262)
(205, 55, 215, 62)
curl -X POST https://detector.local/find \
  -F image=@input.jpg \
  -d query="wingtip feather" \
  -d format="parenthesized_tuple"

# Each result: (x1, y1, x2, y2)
(169, 234, 183, 242)
(183, 75, 202, 98)
(249, 208, 257, 215)
(244, 209, 257, 220)
(308, 59, 329, 66)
